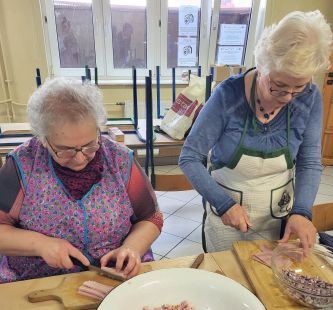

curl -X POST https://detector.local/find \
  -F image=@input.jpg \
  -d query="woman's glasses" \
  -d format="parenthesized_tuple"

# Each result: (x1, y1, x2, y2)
(46, 134, 101, 159)
(268, 77, 312, 98)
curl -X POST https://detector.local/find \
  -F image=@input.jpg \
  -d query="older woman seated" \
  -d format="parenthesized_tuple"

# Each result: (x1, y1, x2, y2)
(0, 78, 163, 282)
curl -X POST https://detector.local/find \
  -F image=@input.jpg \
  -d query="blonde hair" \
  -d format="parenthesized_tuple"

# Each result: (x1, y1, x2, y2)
(27, 77, 107, 139)
(255, 10, 333, 78)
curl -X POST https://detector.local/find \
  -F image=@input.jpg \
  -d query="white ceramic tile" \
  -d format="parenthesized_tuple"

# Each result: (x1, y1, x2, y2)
(157, 196, 186, 214)
(151, 232, 183, 256)
(162, 190, 198, 203)
(320, 174, 333, 186)
(322, 166, 333, 177)
(314, 194, 333, 205)
(189, 194, 204, 205)
(162, 212, 170, 220)
(186, 225, 202, 243)
(152, 253, 163, 260)
(317, 183, 333, 196)
(155, 190, 166, 197)
(173, 203, 204, 223)
(162, 215, 201, 238)
(165, 239, 203, 259)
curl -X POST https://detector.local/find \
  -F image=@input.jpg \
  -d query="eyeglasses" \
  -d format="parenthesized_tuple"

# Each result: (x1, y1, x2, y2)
(268, 76, 312, 98)
(45, 135, 101, 159)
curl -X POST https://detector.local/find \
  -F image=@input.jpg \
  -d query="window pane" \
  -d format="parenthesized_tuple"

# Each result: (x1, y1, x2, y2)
(110, 0, 147, 69)
(167, 0, 201, 68)
(215, 0, 252, 65)
(54, 0, 96, 68)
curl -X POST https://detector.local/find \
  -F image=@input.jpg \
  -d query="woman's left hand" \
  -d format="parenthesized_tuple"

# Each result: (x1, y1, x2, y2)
(100, 245, 141, 278)
(279, 214, 317, 255)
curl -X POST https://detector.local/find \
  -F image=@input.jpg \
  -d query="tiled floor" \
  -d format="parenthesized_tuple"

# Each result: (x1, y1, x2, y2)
(151, 165, 333, 260)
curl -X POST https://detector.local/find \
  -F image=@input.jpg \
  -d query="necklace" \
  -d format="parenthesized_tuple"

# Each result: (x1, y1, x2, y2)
(257, 97, 275, 120)
(255, 79, 275, 121)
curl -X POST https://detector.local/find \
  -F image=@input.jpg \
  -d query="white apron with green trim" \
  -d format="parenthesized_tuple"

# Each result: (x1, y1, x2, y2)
(203, 78, 295, 252)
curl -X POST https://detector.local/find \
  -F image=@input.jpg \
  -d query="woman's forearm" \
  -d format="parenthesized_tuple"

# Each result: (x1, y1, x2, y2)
(0, 224, 47, 256)
(122, 221, 160, 256)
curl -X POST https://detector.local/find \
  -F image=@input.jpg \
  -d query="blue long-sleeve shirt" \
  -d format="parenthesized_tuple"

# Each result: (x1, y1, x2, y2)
(179, 73, 323, 219)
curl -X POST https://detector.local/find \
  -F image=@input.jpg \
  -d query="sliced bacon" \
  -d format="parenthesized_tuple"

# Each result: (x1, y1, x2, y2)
(77, 289, 104, 300)
(252, 245, 274, 267)
(81, 280, 114, 295)
(252, 243, 302, 268)
(77, 280, 114, 300)
(78, 286, 105, 300)
(101, 266, 127, 280)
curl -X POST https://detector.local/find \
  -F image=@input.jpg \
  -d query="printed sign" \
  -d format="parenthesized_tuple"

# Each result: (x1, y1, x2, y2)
(179, 5, 199, 36)
(178, 37, 197, 66)
(216, 46, 243, 65)
(218, 24, 247, 46)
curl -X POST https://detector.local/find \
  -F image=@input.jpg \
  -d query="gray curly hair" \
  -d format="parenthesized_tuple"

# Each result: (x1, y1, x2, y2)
(255, 10, 333, 77)
(27, 77, 107, 140)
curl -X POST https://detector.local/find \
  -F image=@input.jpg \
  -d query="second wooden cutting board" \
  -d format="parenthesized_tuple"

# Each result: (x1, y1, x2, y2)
(232, 240, 307, 310)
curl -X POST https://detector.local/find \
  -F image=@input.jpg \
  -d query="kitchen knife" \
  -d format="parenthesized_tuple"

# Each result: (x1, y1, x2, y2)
(71, 257, 127, 282)
(247, 227, 273, 241)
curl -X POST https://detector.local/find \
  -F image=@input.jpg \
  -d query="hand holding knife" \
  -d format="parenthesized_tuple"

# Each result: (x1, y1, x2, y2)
(71, 257, 127, 282)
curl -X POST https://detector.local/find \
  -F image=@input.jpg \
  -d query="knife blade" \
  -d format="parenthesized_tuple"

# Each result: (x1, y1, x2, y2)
(190, 253, 204, 269)
(247, 227, 272, 241)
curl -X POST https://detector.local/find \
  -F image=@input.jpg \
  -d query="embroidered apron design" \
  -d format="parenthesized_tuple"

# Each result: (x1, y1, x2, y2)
(203, 74, 295, 252)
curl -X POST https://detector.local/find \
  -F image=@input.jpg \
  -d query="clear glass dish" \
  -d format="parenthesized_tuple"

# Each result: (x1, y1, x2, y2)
(271, 243, 333, 308)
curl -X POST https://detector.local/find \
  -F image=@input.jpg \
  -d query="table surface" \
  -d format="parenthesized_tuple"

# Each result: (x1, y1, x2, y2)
(0, 121, 183, 155)
(0, 249, 310, 310)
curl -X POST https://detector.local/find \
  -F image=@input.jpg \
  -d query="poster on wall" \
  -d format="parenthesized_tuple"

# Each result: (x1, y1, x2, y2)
(179, 5, 199, 36)
(216, 46, 243, 65)
(218, 24, 247, 46)
(178, 37, 197, 66)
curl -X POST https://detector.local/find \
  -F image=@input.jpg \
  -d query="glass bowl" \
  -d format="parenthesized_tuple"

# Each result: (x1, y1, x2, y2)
(271, 243, 333, 308)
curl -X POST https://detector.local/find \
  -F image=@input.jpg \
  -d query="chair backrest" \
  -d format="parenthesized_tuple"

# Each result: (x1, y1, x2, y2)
(312, 203, 333, 231)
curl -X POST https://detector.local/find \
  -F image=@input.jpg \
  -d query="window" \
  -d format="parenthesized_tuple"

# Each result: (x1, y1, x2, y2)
(54, 0, 96, 68)
(42, 0, 265, 80)
(214, 0, 252, 65)
(110, 1, 147, 69)
(167, 1, 201, 68)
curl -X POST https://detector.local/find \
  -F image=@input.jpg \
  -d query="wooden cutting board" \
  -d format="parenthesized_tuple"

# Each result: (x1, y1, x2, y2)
(27, 265, 152, 310)
(233, 240, 308, 310)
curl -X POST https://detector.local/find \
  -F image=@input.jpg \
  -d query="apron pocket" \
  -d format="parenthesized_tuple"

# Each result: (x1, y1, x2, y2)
(270, 178, 294, 219)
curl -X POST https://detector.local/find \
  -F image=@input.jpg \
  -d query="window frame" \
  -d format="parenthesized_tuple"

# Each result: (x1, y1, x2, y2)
(41, 0, 266, 81)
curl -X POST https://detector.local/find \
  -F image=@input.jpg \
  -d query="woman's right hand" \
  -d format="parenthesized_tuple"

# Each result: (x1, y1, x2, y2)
(221, 203, 251, 232)
(38, 236, 90, 269)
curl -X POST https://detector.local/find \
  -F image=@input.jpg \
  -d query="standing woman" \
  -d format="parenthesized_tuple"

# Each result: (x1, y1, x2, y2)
(179, 11, 332, 253)
(0, 78, 162, 282)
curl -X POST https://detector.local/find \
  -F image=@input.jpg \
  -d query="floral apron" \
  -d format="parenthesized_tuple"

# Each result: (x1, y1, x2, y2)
(0, 137, 137, 282)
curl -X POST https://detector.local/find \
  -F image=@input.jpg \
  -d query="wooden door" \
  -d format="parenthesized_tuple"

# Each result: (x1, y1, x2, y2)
(322, 52, 333, 166)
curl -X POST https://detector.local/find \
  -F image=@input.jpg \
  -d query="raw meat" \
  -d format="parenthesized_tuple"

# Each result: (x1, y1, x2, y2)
(77, 280, 114, 300)
(143, 300, 197, 309)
